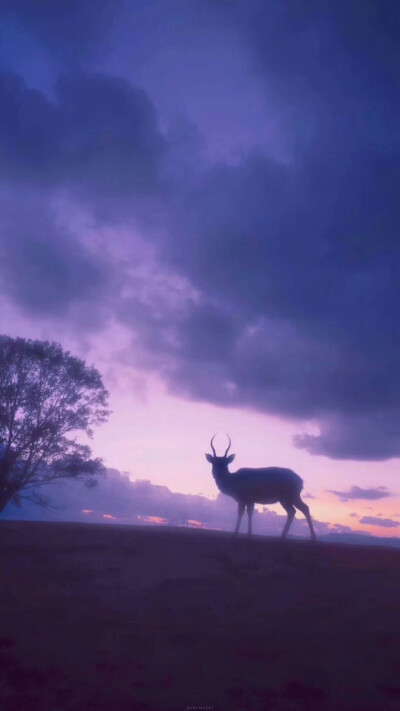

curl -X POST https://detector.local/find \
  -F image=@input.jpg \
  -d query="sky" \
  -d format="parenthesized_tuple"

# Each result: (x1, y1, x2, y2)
(1, 0, 400, 538)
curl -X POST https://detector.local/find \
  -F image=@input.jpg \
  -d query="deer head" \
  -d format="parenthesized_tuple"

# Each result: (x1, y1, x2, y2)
(205, 434, 235, 471)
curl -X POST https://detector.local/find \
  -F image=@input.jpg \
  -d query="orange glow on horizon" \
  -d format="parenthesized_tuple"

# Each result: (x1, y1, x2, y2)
(137, 515, 168, 525)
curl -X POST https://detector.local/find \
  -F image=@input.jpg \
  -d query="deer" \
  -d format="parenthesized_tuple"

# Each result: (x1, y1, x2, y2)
(206, 435, 316, 540)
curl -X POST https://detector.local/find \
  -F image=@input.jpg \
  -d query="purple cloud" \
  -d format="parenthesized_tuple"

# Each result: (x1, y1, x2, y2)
(0, 71, 165, 199)
(359, 516, 400, 529)
(1, 2, 400, 461)
(327, 486, 393, 502)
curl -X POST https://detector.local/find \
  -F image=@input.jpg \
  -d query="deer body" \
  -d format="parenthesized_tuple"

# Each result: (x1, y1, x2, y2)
(206, 437, 316, 540)
(214, 466, 303, 504)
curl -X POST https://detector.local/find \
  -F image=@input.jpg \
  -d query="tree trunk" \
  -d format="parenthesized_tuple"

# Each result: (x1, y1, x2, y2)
(0, 458, 15, 515)
(0, 490, 14, 515)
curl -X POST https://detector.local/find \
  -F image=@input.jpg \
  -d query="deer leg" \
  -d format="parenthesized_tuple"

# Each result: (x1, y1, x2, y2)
(280, 501, 296, 539)
(247, 503, 254, 536)
(234, 501, 245, 535)
(294, 497, 317, 541)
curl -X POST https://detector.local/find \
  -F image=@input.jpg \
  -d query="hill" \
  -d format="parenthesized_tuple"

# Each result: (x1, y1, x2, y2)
(0, 520, 399, 710)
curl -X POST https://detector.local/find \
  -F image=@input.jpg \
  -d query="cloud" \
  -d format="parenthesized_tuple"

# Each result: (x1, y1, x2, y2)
(139, 2, 400, 460)
(0, 69, 168, 325)
(0, 71, 165, 203)
(327, 486, 393, 502)
(156, 138, 400, 459)
(229, 0, 400, 153)
(359, 516, 400, 529)
(2, 2, 400, 461)
(133, 2, 400, 460)
(0, 0, 123, 63)
(0, 68, 199, 327)
(0, 191, 112, 322)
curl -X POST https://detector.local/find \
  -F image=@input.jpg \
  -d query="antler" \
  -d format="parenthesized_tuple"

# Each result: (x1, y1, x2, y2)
(224, 434, 232, 457)
(210, 433, 232, 457)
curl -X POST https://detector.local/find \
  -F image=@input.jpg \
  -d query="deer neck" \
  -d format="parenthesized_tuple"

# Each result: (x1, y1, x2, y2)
(212, 464, 234, 496)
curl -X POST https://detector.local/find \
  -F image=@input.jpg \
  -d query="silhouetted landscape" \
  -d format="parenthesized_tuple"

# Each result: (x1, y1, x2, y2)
(1, 520, 399, 711)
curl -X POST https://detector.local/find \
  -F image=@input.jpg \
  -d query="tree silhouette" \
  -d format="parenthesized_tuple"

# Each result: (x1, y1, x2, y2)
(0, 335, 110, 515)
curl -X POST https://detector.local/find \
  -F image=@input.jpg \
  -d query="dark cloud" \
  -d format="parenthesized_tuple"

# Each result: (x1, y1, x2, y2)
(0, 192, 111, 322)
(2, 2, 400, 460)
(143, 2, 400, 459)
(0, 0, 123, 63)
(0, 71, 165, 203)
(229, 0, 400, 152)
(0, 68, 167, 321)
(154, 129, 400, 458)
(327, 486, 393, 502)
(359, 516, 400, 528)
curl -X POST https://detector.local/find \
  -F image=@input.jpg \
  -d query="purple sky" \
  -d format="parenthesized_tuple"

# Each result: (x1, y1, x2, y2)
(1, 1, 400, 536)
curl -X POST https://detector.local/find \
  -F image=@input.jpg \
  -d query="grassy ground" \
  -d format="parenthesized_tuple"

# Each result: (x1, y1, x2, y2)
(0, 520, 399, 710)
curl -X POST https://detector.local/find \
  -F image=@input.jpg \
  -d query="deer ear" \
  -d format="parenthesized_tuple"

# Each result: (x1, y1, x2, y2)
(226, 454, 235, 464)
(205, 454, 214, 463)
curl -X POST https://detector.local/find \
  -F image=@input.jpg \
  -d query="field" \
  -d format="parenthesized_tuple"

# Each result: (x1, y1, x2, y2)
(0, 521, 399, 711)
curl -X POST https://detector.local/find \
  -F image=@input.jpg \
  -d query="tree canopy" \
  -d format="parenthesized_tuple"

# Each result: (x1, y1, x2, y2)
(0, 335, 110, 514)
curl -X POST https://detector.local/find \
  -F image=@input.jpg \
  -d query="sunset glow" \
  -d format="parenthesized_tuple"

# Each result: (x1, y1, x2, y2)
(137, 515, 168, 526)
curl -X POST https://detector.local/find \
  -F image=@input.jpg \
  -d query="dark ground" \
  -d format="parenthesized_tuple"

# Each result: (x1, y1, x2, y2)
(0, 520, 399, 711)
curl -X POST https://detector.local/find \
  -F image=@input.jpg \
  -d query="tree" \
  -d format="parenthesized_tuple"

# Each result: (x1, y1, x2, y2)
(0, 335, 110, 515)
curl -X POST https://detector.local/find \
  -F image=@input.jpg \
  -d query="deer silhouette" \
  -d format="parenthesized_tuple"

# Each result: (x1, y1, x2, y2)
(206, 435, 316, 540)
